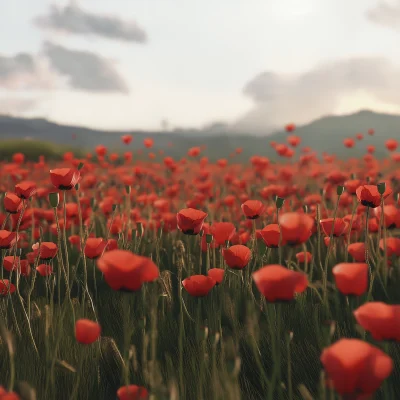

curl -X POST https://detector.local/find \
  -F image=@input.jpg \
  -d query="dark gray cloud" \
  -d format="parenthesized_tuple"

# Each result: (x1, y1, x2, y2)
(35, 4, 147, 43)
(0, 53, 35, 77)
(43, 41, 129, 93)
(366, 1, 400, 31)
(234, 57, 400, 133)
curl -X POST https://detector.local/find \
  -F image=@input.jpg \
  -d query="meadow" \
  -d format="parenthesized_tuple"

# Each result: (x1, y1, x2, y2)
(0, 129, 399, 399)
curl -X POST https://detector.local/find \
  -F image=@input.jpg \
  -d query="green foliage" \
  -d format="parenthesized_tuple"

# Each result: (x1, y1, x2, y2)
(0, 140, 84, 161)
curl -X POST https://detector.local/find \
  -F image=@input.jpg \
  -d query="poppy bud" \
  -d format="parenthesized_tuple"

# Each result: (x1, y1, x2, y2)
(125, 185, 131, 194)
(49, 192, 59, 208)
(302, 205, 308, 213)
(336, 185, 344, 196)
(275, 197, 285, 209)
(112, 204, 118, 212)
(75, 183, 80, 191)
(377, 182, 386, 195)
(206, 234, 213, 244)
(77, 162, 84, 171)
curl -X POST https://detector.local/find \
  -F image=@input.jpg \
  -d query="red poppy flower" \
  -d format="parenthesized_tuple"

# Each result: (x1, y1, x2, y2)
(19, 260, 31, 277)
(182, 275, 216, 297)
(210, 222, 236, 246)
(3, 256, 19, 272)
(343, 138, 355, 148)
(0, 279, 16, 296)
(343, 214, 361, 232)
(285, 123, 296, 132)
(367, 145, 375, 154)
(279, 213, 314, 246)
(344, 179, 361, 195)
(241, 200, 264, 219)
(320, 218, 349, 237)
(36, 264, 53, 277)
(379, 238, 400, 257)
(75, 319, 101, 344)
(32, 242, 58, 260)
(144, 138, 154, 148)
(252, 265, 308, 302)
(332, 263, 368, 296)
(259, 224, 283, 248)
(188, 147, 201, 157)
(117, 385, 149, 400)
(296, 251, 312, 263)
(50, 168, 81, 190)
(12, 152, 24, 164)
(347, 242, 366, 262)
(0, 386, 20, 400)
(385, 139, 398, 152)
(222, 245, 251, 270)
(207, 268, 224, 284)
(0, 230, 17, 249)
(374, 205, 400, 229)
(107, 239, 118, 251)
(176, 208, 207, 235)
(84, 238, 108, 259)
(354, 302, 400, 342)
(97, 250, 159, 291)
(320, 339, 392, 398)
(3, 193, 23, 214)
(121, 135, 133, 145)
(15, 181, 37, 199)
(287, 135, 301, 147)
(356, 185, 392, 208)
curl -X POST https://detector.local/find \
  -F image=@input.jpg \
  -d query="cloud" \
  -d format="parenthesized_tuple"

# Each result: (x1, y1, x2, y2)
(366, 0, 400, 31)
(43, 41, 129, 93)
(0, 97, 38, 114)
(234, 57, 400, 133)
(34, 4, 147, 43)
(0, 52, 56, 90)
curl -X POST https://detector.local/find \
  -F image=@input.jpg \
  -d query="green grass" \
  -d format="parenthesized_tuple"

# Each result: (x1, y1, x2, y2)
(0, 167, 399, 399)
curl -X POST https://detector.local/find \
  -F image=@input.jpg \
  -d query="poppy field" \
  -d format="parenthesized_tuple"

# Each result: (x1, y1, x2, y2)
(1, 129, 400, 400)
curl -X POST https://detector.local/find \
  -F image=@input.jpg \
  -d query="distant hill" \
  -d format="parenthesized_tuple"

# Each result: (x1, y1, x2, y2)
(0, 110, 398, 161)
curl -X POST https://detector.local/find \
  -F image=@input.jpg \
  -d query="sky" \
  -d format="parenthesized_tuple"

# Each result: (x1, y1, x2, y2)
(1, 0, 400, 132)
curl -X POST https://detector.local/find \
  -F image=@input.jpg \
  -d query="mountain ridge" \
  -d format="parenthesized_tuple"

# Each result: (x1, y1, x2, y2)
(0, 109, 398, 160)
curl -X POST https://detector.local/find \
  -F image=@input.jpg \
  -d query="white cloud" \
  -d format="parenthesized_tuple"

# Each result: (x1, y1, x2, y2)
(234, 57, 400, 133)
(0, 52, 56, 90)
(366, 0, 400, 31)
